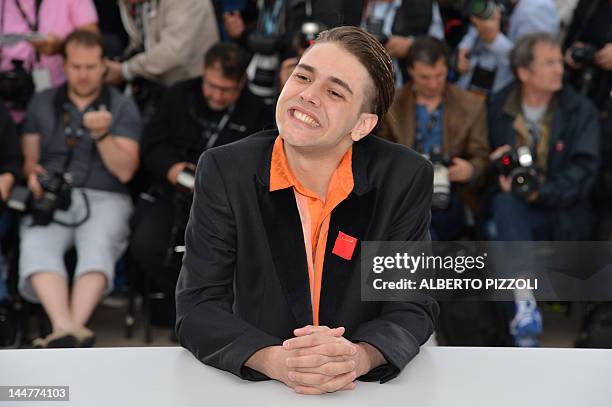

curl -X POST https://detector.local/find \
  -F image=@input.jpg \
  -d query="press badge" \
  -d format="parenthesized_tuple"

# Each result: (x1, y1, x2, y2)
(32, 67, 52, 92)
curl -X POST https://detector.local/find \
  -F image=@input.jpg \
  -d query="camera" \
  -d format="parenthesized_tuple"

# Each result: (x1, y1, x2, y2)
(292, 21, 325, 55)
(7, 172, 73, 226)
(0, 59, 35, 110)
(571, 44, 598, 66)
(364, 17, 389, 45)
(247, 33, 283, 97)
(465, 0, 513, 19)
(175, 167, 195, 193)
(494, 146, 539, 200)
(427, 147, 452, 211)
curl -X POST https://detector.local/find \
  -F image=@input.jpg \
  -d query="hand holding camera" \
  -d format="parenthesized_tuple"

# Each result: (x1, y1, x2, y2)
(27, 164, 46, 199)
(491, 144, 539, 201)
(595, 43, 612, 71)
(0, 173, 15, 202)
(83, 106, 112, 140)
(28, 34, 62, 56)
(448, 157, 475, 183)
(167, 162, 196, 189)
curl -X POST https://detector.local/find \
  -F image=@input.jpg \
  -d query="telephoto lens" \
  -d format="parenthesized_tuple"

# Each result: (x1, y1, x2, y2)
(466, 0, 498, 19)
(429, 146, 451, 210)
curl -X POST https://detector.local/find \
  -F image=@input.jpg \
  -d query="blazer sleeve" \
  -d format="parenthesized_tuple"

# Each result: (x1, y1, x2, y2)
(350, 161, 439, 383)
(175, 150, 283, 380)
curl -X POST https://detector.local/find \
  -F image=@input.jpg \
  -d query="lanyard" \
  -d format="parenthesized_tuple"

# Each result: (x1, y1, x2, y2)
(204, 111, 231, 149)
(14, 0, 42, 32)
(191, 105, 234, 151)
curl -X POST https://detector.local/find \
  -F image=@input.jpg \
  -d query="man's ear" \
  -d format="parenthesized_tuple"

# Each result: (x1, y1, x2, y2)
(516, 66, 529, 83)
(350, 112, 379, 142)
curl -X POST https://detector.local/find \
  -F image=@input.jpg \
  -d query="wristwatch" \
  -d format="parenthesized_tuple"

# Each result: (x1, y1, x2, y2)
(93, 131, 110, 143)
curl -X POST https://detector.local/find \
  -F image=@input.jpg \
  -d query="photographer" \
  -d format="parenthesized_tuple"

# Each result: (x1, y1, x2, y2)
(456, 0, 559, 95)
(563, 0, 611, 110)
(129, 42, 274, 317)
(18, 30, 141, 348)
(0, 103, 21, 347)
(488, 33, 599, 346)
(0, 0, 99, 121)
(105, 0, 219, 87)
(379, 36, 489, 241)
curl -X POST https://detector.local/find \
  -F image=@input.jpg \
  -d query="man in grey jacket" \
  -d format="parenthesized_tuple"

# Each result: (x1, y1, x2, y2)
(105, 0, 219, 87)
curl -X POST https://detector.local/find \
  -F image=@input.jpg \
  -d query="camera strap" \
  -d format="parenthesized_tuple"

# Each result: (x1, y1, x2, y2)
(53, 84, 112, 178)
(14, 0, 42, 32)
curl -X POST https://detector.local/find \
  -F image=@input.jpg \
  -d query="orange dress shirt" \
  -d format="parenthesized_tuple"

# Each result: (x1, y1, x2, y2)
(269, 136, 354, 325)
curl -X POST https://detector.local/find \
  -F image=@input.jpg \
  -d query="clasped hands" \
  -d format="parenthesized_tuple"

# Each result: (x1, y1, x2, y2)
(248, 325, 382, 395)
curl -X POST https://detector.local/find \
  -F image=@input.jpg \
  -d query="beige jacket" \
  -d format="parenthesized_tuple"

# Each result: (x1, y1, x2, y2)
(119, 0, 219, 86)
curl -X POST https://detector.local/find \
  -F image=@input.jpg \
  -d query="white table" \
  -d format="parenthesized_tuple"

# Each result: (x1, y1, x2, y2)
(0, 346, 610, 407)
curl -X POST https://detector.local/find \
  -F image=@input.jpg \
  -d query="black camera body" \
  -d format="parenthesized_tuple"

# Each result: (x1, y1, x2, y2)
(0, 59, 35, 111)
(494, 146, 539, 200)
(8, 172, 73, 226)
(364, 17, 389, 45)
(571, 44, 598, 66)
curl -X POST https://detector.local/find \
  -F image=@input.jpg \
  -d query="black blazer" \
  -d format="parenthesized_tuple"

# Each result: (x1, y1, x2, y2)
(176, 130, 438, 383)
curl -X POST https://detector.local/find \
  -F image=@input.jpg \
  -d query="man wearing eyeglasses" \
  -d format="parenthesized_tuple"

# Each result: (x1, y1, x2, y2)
(130, 42, 275, 317)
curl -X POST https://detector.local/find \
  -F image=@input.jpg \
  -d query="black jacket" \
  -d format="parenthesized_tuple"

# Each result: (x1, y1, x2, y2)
(487, 83, 600, 240)
(142, 77, 275, 186)
(176, 130, 438, 383)
(0, 104, 21, 178)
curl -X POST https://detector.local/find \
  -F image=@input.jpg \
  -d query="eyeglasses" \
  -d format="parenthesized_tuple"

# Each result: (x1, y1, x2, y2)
(203, 79, 241, 94)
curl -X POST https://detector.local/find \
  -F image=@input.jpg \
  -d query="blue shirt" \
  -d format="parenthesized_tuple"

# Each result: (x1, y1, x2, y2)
(415, 103, 443, 155)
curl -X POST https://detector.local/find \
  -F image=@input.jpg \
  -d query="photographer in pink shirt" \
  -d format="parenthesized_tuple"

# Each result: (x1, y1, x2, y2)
(0, 0, 98, 121)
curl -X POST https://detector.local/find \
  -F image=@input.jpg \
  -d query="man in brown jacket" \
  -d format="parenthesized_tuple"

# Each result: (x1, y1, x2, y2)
(379, 35, 490, 241)
(106, 0, 219, 87)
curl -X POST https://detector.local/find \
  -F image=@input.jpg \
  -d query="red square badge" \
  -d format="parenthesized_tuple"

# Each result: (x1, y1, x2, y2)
(332, 232, 358, 261)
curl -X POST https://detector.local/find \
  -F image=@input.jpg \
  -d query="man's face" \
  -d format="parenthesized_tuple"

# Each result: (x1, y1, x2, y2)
(276, 42, 378, 155)
(409, 58, 448, 100)
(519, 42, 564, 93)
(202, 66, 243, 111)
(64, 43, 105, 99)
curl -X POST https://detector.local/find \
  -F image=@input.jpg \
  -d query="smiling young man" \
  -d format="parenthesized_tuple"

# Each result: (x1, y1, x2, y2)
(176, 26, 438, 395)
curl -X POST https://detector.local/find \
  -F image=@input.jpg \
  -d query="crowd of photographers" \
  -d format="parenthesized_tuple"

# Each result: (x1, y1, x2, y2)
(0, 0, 610, 350)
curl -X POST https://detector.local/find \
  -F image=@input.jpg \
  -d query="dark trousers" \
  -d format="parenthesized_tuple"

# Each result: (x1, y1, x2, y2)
(492, 193, 555, 241)
(430, 191, 468, 241)
(129, 192, 184, 296)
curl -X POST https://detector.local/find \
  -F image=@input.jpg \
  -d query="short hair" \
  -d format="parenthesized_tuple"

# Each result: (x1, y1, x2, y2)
(203, 42, 250, 82)
(314, 26, 395, 129)
(407, 36, 450, 69)
(61, 30, 106, 59)
(510, 32, 560, 76)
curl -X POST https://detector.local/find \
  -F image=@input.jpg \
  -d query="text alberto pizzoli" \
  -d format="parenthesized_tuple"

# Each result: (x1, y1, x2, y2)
(371, 253, 538, 291)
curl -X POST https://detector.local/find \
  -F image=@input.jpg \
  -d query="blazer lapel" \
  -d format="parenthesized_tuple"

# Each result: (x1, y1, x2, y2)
(257, 184, 313, 328)
(318, 139, 376, 327)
